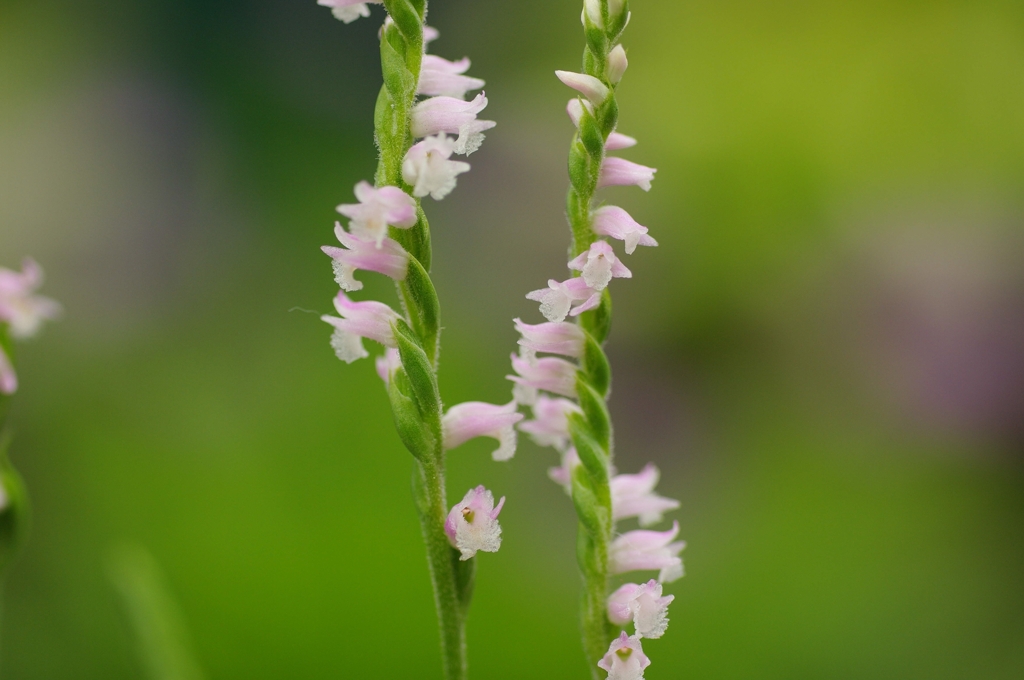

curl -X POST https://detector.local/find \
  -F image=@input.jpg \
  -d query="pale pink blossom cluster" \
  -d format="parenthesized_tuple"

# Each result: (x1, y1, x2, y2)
(0, 258, 61, 395)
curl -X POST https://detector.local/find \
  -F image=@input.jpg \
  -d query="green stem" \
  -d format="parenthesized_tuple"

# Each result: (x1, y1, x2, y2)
(414, 458, 467, 680)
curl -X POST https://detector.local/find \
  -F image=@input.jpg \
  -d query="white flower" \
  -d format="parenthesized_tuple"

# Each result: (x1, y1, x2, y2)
(607, 580, 674, 639)
(444, 486, 506, 560)
(401, 135, 471, 200)
(598, 632, 650, 680)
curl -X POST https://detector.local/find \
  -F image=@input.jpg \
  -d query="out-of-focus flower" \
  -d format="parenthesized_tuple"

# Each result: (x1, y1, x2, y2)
(548, 446, 581, 490)
(402, 135, 471, 200)
(608, 521, 685, 583)
(611, 464, 680, 527)
(418, 55, 485, 99)
(410, 93, 495, 155)
(526, 277, 601, 323)
(0, 345, 16, 396)
(556, 71, 610, 105)
(568, 241, 632, 291)
(607, 580, 674, 639)
(508, 352, 578, 399)
(0, 258, 61, 340)
(515, 318, 586, 358)
(375, 347, 401, 385)
(519, 395, 582, 450)
(335, 181, 417, 247)
(321, 292, 402, 363)
(444, 486, 506, 560)
(442, 401, 523, 461)
(598, 157, 656, 192)
(591, 206, 657, 255)
(317, 0, 377, 23)
(322, 224, 410, 292)
(597, 632, 650, 680)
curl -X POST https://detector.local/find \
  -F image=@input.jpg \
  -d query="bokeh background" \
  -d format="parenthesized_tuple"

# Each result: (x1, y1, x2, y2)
(2, 0, 1024, 677)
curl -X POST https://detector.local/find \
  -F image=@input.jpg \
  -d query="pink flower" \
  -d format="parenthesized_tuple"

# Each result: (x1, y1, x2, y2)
(611, 464, 680, 527)
(607, 580, 674, 639)
(515, 318, 586, 358)
(555, 71, 609, 105)
(410, 93, 495, 155)
(526, 277, 601, 323)
(608, 45, 629, 84)
(418, 55, 485, 99)
(322, 223, 410, 292)
(507, 352, 578, 399)
(335, 181, 417, 247)
(599, 157, 656, 192)
(442, 401, 523, 461)
(401, 134, 471, 200)
(375, 347, 401, 384)
(566, 100, 636, 151)
(519, 395, 582, 450)
(317, 0, 378, 23)
(0, 258, 61, 339)
(548, 446, 581, 490)
(0, 344, 16, 395)
(591, 206, 658, 255)
(597, 632, 650, 680)
(609, 521, 685, 583)
(320, 291, 402, 363)
(568, 241, 632, 291)
(444, 486, 506, 560)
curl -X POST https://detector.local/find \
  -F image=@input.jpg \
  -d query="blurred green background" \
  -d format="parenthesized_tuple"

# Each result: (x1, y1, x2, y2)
(2, 0, 1024, 677)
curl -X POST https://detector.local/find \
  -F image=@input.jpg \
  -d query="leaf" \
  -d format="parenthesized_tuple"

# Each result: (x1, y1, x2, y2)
(399, 258, 441, 367)
(392, 320, 442, 449)
(580, 328, 611, 397)
(574, 376, 612, 453)
(571, 465, 609, 540)
(388, 368, 437, 462)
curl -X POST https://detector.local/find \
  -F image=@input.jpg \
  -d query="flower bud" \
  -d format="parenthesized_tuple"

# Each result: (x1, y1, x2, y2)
(608, 45, 628, 84)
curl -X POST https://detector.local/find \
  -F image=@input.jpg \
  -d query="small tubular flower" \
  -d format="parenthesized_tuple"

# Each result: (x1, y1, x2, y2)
(591, 206, 658, 255)
(508, 352, 578, 399)
(548, 446, 581, 490)
(322, 223, 410, 291)
(418, 55, 485, 99)
(0, 258, 61, 339)
(598, 632, 651, 680)
(335, 181, 417, 246)
(515, 318, 586, 358)
(598, 157, 657, 192)
(375, 347, 401, 384)
(0, 345, 16, 395)
(402, 134, 471, 200)
(607, 580, 675, 639)
(556, 70, 610, 105)
(568, 241, 632, 291)
(320, 292, 401, 363)
(442, 400, 524, 461)
(317, 0, 377, 23)
(410, 93, 496, 155)
(423, 25, 440, 44)
(609, 521, 686, 583)
(566, 99, 636, 150)
(608, 45, 629, 84)
(444, 486, 505, 560)
(519, 395, 581, 450)
(525, 277, 600, 323)
(611, 464, 680, 527)
(583, 0, 604, 29)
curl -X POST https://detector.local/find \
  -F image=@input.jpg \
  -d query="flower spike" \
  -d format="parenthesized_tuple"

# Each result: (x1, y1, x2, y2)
(444, 486, 505, 560)
(442, 401, 524, 461)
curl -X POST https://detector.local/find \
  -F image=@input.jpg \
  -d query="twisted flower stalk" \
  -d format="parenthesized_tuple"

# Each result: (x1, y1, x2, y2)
(316, 3, 510, 680)
(510, 1, 682, 678)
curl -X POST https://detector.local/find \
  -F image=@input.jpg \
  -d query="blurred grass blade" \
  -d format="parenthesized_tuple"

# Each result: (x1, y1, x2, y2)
(106, 545, 205, 680)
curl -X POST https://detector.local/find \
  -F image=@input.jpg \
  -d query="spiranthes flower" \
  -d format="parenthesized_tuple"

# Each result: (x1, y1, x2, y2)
(320, 292, 402, 363)
(608, 521, 686, 583)
(0, 258, 61, 340)
(317, 0, 377, 24)
(0, 344, 16, 395)
(401, 134, 471, 200)
(375, 347, 401, 385)
(555, 70, 610, 105)
(410, 93, 496, 155)
(515, 318, 586, 358)
(598, 157, 657, 192)
(442, 401, 523, 461)
(519, 396, 582, 451)
(418, 55, 485, 99)
(597, 632, 651, 680)
(608, 45, 629, 84)
(566, 99, 636, 150)
(568, 241, 632, 291)
(335, 181, 417, 247)
(444, 486, 506, 560)
(525, 277, 601, 323)
(611, 464, 680, 527)
(507, 352, 578, 399)
(322, 223, 410, 292)
(591, 206, 658, 255)
(607, 580, 675, 639)
(548, 446, 581, 490)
